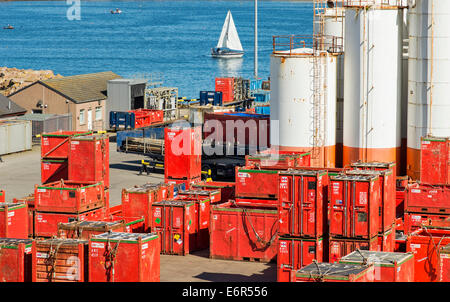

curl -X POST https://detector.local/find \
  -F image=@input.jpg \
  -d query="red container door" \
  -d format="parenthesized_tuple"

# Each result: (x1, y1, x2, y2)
(0, 241, 32, 282)
(353, 181, 372, 239)
(121, 189, 154, 232)
(210, 207, 240, 260)
(420, 138, 449, 185)
(215, 78, 234, 103)
(41, 160, 68, 184)
(0, 203, 28, 239)
(329, 238, 378, 263)
(41, 131, 91, 159)
(329, 180, 351, 238)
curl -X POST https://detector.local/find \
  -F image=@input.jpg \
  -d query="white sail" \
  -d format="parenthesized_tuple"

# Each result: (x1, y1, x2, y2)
(216, 11, 243, 52)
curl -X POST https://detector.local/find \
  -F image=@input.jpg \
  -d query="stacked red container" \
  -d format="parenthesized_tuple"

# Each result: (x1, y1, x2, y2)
(0, 238, 33, 282)
(235, 166, 279, 207)
(89, 232, 160, 282)
(130, 109, 164, 128)
(292, 262, 375, 282)
(246, 150, 311, 170)
(57, 220, 127, 240)
(164, 126, 202, 189)
(215, 77, 234, 103)
(0, 202, 28, 239)
(192, 181, 235, 204)
(328, 174, 381, 262)
(420, 136, 449, 185)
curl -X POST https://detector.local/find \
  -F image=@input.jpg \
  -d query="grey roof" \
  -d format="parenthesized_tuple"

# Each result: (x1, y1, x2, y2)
(0, 94, 26, 117)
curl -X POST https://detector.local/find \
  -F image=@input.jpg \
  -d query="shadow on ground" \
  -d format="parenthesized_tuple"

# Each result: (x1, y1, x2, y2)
(193, 265, 277, 282)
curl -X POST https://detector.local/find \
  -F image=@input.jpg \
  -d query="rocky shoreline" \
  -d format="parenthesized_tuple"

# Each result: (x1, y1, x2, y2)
(0, 67, 63, 96)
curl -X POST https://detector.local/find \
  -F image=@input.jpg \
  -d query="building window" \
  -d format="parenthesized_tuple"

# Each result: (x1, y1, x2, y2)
(79, 109, 85, 125)
(95, 106, 102, 121)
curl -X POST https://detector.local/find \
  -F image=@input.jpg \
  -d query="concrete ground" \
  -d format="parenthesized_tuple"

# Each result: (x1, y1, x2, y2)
(0, 140, 276, 282)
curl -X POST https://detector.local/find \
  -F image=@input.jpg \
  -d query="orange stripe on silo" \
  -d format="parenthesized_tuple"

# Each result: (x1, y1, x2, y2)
(406, 147, 421, 180)
(343, 146, 401, 175)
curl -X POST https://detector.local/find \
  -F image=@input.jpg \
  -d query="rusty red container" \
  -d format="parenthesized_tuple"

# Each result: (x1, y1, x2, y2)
(68, 134, 110, 188)
(350, 161, 397, 178)
(32, 238, 89, 282)
(41, 131, 93, 159)
(0, 238, 33, 282)
(192, 181, 235, 204)
(151, 200, 197, 255)
(164, 126, 202, 181)
(233, 198, 278, 208)
(329, 236, 378, 263)
(292, 262, 375, 282)
(377, 225, 395, 252)
(235, 167, 279, 199)
(440, 244, 450, 282)
(89, 232, 160, 282)
(35, 180, 105, 213)
(405, 183, 450, 215)
(0, 202, 28, 239)
(329, 175, 380, 240)
(346, 169, 396, 233)
(210, 201, 278, 262)
(34, 207, 106, 238)
(215, 77, 234, 103)
(420, 136, 450, 185)
(404, 212, 450, 234)
(278, 170, 327, 238)
(41, 159, 68, 184)
(178, 189, 221, 205)
(407, 227, 450, 282)
(339, 250, 415, 282)
(121, 184, 160, 232)
(0, 190, 4, 203)
(277, 236, 324, 282)
(57, 220, 126, 240)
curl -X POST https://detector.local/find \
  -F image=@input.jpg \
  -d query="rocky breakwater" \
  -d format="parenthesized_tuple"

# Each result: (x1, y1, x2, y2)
(0, 67, 63, 96)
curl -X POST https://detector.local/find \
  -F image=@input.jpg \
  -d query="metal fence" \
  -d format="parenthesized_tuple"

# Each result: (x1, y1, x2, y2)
(15, 114, 72, 144)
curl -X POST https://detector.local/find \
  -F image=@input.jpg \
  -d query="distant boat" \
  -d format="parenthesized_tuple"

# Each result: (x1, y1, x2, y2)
(110, 8, 122, 14)
(3, 25, 14, 30)
(211, 11, 244, 58)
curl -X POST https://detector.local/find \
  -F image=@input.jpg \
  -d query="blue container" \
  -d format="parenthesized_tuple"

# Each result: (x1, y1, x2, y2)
(199, 91, 222, 106)
(109, 111, 135, 130)
(173, 183, 186, 197)
(213, 91, 223, 106)
(255, 106, 270, 115)
(199, 91, 208, 105)
(254, 92, 271, 103)
(250, 79, 263, 91)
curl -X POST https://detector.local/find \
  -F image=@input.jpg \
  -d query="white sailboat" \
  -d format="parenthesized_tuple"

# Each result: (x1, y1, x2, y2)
(211, 11, 244, 58)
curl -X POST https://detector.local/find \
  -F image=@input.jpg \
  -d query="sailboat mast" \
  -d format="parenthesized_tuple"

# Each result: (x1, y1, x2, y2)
(254, 0, 258, 79)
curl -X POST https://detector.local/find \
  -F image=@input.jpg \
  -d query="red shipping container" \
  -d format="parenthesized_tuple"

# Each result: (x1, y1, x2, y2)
(329, 237, 378, 263)
(329, 175, 380, 239)
(159, 182, 175, 200)
(292, 262, 375, 282)
(57, 220, 126, 240)
(405, 183, 450, 215)
(152, 200, 197, 255)
(440, 244, 450, 282)
(235, 167, 279, 199)
(257, 149, 312, 168)
(277, 236, 324, 282)
(164, 126, 202, 181)
(41, 159, 68, 184)
(35, 180, 105, 213)
(350, 161, 397, 178)
(346, 169, 396, 233)
(0, 238, 33, 282)
(34, 207, 106, 238)
(0, 190, 4, 203)
(339, 250, 415, 282)
(0, 202, 28, 239)
(420, 136, 450, 185)
(106, 215, 145, 233)
(233, 198, 278, 208)
(192, 181, 235, 204)
(121, 184, 160, 232)
(151, 109, 164, 124)
(130, 108, 152, 129)
(210, 202, 278, 262)
(68, 134, 110, 188)
(89, 232, 160, 282)
(13, 194, 35, 208)
(404, 212, 450, 234)
(215, 77, 234, 103)
(246, 154, 299, 170)
(41, 131, 92, 159)
(377, 225, 395, 252)
(278, 170, 327, 238)
(32, 238, 89, 282)
(406, 228, 450, 282)
(178, 189, 221, 205)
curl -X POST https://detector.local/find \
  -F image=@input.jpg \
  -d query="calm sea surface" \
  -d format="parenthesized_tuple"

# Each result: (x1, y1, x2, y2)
(0, 0, 313, 97)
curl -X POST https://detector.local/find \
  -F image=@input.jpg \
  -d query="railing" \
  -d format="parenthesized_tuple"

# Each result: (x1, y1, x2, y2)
(343, 0, 408, 8)
(272, 35, 344, 55)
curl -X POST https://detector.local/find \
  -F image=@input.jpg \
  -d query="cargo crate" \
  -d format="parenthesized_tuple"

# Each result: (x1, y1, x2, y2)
(34, 207, 106, 238)
(0, 202, 28, 239)
(235, 167, 279, 199)
(279, 170, 327, 238)
(329, 236, 378, 263)
(420, 136, 449, 185)
(210, 202, 278, 263)
(152, 200, 197, 255)
(440, 244, 450, 282)
(405, 183, 450, 215)
(178, 189, 221, 205)
(57, 220, 126, 240)
(329, 175, 381, 240)
(68, 134, 110, 188)
(35, 180, 105, 213)
(41, 159, 68, 184)
(107, 216, 145, 233)
(215, 78, 234, 103)
(41, 131, 93, 159)
(292, 262, 375, 282)
(245, 153, 298, 170)
(32, 238, 89, 282)
(277, 236, 324, 282)
(350, 161, 397, 179)
(192, 181, 235, 204)
(0, 238, 33, 282)
(159, 182, 175, 200)
(89, 232, 160, 282)
(404, 212, 450, 234)
(165, 177, 201, 191)
(406, 227, 450, 282)
(339, 250, 414, 282)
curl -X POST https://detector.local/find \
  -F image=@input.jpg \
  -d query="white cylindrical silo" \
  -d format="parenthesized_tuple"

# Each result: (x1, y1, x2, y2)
(270, 48, 338, 167)
(407, 0, 450, 179)
(343, 5, 403, 171)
